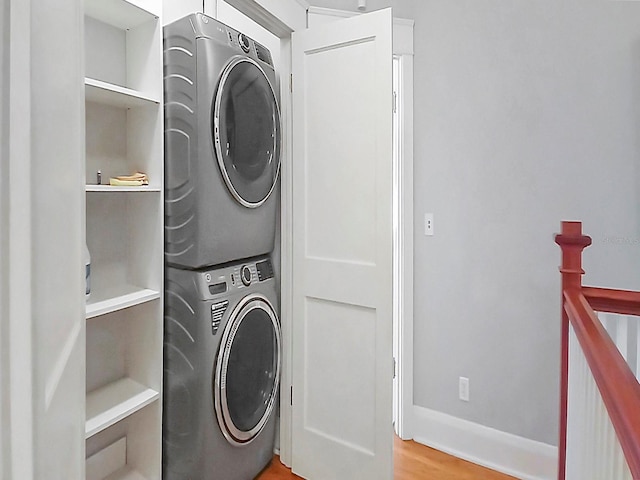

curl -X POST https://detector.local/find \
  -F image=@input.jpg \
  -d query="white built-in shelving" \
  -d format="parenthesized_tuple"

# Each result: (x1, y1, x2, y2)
(85, 185, 161, 193)
(83, 0, 163, 478)
(85, 78, 160, 108)
(86, 286, 160, 319)
(103, 468, 148, 480)
(86, 378, 160, 438)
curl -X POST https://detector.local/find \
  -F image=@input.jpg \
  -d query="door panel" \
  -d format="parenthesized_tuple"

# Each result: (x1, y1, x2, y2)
(291, 9, 393, 480)
(304, 298, 376, 452)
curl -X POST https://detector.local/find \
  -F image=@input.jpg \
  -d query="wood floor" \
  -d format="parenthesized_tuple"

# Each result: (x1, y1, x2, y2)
(256, 436, 518, 479)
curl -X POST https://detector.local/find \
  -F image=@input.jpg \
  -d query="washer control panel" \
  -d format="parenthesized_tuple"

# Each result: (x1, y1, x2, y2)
(198, 257, 274, 336)
(202, 258, 274, 294)
(202, 258, 274, 292)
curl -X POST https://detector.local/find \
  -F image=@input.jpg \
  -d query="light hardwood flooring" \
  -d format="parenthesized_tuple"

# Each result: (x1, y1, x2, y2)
(256, 436, 518, 479)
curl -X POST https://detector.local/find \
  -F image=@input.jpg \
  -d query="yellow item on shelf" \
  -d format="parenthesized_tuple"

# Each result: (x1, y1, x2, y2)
(109, 171, 149, 186)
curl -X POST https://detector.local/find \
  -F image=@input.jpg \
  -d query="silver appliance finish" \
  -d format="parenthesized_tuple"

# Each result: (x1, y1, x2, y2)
(163, 256, 280, 480)
(164, 13, 281, 269)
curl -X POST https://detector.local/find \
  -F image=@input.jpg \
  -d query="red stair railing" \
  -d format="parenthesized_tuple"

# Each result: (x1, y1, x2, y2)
(556, 221, 640, 480)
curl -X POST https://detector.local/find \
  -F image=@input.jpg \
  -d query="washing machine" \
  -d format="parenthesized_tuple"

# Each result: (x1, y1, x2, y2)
(163, 256, 280, 480)
(164, 13, 281, 269)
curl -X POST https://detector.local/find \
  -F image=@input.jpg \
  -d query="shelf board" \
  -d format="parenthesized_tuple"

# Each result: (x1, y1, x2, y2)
(86, 185, 161, 193)
(84, 0, 159, 30)
(104, 466, 148, 480)
(85, 78, 160, 108)
(86, 437, 126, 480)
(86, 285, 160, 319)
(86, 377, 159, 438)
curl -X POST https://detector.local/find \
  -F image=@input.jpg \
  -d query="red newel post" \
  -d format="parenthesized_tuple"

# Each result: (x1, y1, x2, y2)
(554, 221, 592, 480)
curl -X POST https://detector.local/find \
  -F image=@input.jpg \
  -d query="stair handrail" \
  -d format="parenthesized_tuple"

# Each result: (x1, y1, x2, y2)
(555, 221, 640, 480)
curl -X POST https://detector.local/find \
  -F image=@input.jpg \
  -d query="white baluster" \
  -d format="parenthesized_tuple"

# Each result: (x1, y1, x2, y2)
(566, 325, 634, 480)
(616, 315, 628, 362)
(637, 321, 640, 381)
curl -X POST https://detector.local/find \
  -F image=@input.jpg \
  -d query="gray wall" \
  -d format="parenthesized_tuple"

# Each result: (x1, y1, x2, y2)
(309, 0, 640, 445)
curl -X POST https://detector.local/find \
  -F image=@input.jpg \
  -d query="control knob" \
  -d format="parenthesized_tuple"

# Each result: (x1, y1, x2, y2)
(238, 33, 251, 53)
(241, 265, 252, 286)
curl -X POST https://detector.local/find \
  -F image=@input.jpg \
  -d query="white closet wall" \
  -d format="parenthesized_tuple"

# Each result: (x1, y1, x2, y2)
(83, 0, 164, 478)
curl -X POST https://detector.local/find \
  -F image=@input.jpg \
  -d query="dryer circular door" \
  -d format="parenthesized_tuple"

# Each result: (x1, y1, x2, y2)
(213, 56, 281, 208)
(214, 294, 281, 445)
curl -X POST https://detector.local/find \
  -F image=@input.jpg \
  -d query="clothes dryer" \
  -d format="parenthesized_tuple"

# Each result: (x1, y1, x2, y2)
(164, 14, 281, 269)
(163, 256, 280, 480)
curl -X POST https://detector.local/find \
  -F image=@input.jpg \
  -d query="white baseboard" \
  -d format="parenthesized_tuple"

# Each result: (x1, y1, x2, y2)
(411, 405, 558, 480)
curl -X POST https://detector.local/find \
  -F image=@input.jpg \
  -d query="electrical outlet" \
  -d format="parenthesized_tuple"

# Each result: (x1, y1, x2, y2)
(459, 377, 469, 402)
(424, 213, 434, 236)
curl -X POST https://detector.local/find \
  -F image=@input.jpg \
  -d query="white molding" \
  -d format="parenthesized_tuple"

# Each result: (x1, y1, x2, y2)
(307, 6, 353, 19)
(393, 18, 413, 56)
(277, 35, 294, 468)
(413, 406, 558, 480)
(307, 7, 413, 55)
(1, 1, 6, 474)
(397, 53, 414, 440)
(225, 0, 306, 35)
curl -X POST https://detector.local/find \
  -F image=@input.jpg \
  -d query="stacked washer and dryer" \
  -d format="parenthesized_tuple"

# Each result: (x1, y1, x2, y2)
(163, 13, 282, 480)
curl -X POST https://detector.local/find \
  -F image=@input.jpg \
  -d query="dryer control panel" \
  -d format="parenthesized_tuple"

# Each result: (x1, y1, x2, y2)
(256, 259, 274, 281)
(222, 25, 273, 67)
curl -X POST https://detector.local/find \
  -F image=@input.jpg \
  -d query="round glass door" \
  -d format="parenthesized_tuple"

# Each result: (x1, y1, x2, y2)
(213, 56, 281, 208)
(214, 295, 281, 445)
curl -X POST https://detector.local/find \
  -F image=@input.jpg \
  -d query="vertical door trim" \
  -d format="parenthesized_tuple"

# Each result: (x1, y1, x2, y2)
(277, 33, 295, 466)
(4, 0, 35, 478)
(396, 51, 414, 440)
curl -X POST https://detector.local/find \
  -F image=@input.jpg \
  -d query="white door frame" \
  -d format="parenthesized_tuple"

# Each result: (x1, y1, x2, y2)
(222, 0, 414, 464)
(394, 40, 414, 441)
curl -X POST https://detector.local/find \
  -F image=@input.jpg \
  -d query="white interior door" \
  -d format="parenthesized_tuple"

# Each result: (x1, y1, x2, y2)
(291, 9, 393, 479)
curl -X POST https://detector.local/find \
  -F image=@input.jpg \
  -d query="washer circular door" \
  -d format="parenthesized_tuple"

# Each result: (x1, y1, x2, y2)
(213, 56, 281, 208)
(214, 295, 281, 445)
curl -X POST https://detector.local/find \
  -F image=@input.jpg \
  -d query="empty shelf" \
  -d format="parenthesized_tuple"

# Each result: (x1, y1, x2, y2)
(86, 377, 159, 438)
(85, 78, 160, 108)
(86, 286, 160, 319)
(104, 466, 148, 480)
